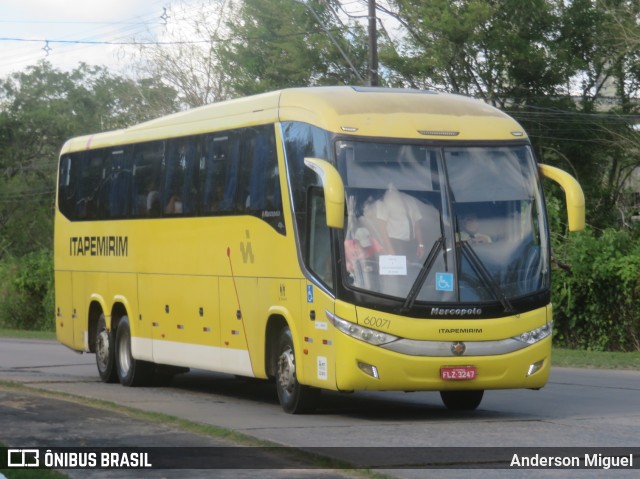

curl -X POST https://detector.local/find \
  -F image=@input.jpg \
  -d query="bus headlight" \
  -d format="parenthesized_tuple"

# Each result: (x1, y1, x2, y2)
(326, 311, 398, 346)
(513, 322, 553, 345)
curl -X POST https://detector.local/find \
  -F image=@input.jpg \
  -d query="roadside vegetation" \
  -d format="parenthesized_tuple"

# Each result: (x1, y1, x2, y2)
(1, 0, 639, 353)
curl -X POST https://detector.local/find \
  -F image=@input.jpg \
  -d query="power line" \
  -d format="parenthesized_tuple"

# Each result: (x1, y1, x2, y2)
(0, 2, 168, 71)
(295, 0, 365, 84)
(0, 20, 155, 26)
(0, 37, 211, 46)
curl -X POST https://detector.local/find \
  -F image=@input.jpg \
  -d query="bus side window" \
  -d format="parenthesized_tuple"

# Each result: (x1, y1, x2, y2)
(201, 134, 228, 213)
(96, 151, 112, 219)
(132, 141, 163, 218)
(181, 139, 199, 215)
(161, 137, 200, 216)
(58, 154, 77, 220)
(236, 130, 255, 211)
(109, 148, 131, 218)
(76, 151, 106, 220)
(247, 126, 281, 212)
(220, 134, 241, 211)
(163, 140, 184, 215)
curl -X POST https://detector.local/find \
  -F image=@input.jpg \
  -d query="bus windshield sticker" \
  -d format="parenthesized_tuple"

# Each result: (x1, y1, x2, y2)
(436, 272, 454, 292)
(379, 255, 407, 275)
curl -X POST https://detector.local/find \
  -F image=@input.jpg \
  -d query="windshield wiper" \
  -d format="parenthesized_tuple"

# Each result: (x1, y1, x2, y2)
(460, 241, 514, 313)
(401, 236, 445, 312)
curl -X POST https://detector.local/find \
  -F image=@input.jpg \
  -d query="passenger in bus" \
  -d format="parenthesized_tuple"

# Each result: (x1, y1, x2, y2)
(459, 213, 492, 244)
(374, 184, 428, 260)
(345, 227, 382, 273)
(165, 194, 183, 214)
(146, 190, 161, 216)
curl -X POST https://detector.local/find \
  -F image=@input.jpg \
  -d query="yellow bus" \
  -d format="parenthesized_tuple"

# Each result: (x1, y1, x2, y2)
(54, 86, 585, 413)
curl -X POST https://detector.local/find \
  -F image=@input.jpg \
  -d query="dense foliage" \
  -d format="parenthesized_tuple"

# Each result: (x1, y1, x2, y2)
(551, 226, 640, 351)
(0, 62, 177, 331)
(0, 249, 54, 331)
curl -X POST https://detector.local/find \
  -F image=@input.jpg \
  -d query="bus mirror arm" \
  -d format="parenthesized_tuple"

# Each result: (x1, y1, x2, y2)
(304, 158, 345, 229)
(538, 163, 586, 232)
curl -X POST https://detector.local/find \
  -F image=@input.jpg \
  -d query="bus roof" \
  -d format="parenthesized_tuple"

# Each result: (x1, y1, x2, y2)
(60, 86, 527, 154)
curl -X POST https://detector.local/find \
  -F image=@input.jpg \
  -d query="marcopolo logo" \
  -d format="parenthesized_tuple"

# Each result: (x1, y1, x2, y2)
(7, 449, 39, 467)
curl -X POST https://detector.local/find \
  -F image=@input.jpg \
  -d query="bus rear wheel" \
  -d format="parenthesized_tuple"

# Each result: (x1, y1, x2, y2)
(440, 390, 484, 411)
(115, 316, 153, 387)
(96, 314, 117, 383)
(275, 327, 318, 414)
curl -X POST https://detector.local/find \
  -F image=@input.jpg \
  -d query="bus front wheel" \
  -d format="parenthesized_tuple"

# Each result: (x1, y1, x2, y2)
(440, 390, 484, 411)
(275, 327, 318, 414)
(115, 316, 153, 387)
(96, 314, 117, 383)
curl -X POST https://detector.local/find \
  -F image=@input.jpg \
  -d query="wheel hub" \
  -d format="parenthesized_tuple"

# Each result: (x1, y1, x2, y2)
(277, 348, 296, 393)
(96, 330, 109, 370)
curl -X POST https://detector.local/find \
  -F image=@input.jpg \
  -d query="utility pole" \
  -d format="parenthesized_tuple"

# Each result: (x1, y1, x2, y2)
(367, 0, 379, 86)
(299, 0, 365, 84)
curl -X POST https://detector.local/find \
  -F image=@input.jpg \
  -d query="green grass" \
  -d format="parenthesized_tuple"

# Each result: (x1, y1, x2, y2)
(0, 328, 638, 369)
(0, 328, 55, 340)
(552, 348, 640, 370)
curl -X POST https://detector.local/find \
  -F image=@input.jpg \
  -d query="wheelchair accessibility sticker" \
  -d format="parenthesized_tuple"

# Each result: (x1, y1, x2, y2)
(307, 284, 314, 303)
(436, 272, 454, 292)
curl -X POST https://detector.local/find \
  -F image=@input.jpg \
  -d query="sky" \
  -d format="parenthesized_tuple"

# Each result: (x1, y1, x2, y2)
(0, 0, 173, 78)
(0, 0, 392, 81)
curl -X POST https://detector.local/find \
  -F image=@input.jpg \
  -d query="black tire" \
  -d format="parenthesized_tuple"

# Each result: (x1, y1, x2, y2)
(275, 327, 319, 414)
(115, 316, 153, 387)
(95, 314, 118, 383)
(440, 390, 484, 411)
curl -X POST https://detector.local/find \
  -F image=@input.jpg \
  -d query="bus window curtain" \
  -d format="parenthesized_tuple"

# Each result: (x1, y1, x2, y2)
(162, 141, 177, 212)
(109, 150, 131, 217)
(249, 134, 267, 210)
(181, 140, 197, 214)
(220, 136, 240, 211)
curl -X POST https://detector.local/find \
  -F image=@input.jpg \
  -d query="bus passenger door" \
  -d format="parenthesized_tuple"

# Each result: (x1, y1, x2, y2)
(299, 187, 337, 389)
(300, 282, 337, 390)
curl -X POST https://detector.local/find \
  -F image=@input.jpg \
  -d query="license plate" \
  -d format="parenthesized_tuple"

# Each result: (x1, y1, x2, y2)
(440, 366, 477, 381)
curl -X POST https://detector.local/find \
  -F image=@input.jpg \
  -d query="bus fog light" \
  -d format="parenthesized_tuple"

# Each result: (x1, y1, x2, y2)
(357, 361, 380, 379)
(527, 360, 544, 377)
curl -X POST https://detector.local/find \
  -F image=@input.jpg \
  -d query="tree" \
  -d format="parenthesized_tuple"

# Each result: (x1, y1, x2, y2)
(131, 0, 238, 107)
(379, 0, 570, 107)
(0, 61, 178, 258)
(379, 0, 640, 229)
(215, 0, 368, 96)
(560, 0, 640, 113)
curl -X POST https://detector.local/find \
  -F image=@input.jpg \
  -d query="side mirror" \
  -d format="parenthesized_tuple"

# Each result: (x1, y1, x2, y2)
(539, 164, 585, 232)
(304, 158, 345, 229)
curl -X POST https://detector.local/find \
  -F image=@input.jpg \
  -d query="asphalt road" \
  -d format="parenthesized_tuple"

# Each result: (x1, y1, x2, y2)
(1, 337, 639, 478)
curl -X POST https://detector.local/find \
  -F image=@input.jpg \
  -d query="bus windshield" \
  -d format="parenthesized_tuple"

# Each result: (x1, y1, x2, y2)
(338, 141, 549, 308)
